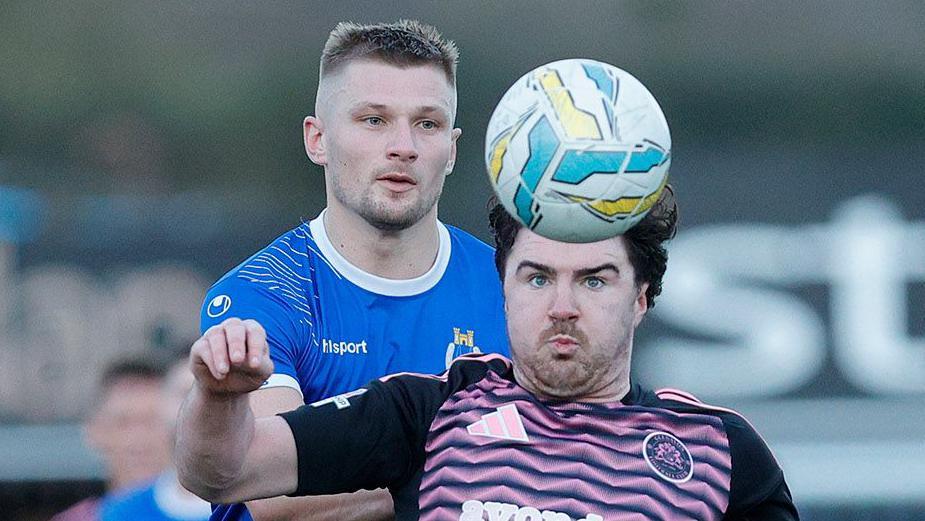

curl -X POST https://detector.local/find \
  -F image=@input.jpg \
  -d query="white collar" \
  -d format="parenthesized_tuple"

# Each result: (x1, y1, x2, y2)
(309, 209, 451, 297)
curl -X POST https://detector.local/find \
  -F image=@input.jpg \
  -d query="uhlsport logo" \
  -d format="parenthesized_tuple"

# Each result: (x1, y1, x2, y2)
(321, 338, 368, 356)
(206, 295, 232, 318)
(643, 431, 693, 483)
(445, 327, 482, 368)
(459, 500, 601, 521)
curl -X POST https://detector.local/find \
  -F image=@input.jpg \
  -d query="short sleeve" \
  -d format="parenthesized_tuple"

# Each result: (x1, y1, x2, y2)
(723, 414, 800, 520)
(279, 377, 436, 496)
(201, 274, 311, 395)
(279, 355, 503, 497)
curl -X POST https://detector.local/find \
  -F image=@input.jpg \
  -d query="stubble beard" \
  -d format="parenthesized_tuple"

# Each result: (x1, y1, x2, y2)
(332, 176, 442, 232)
(515, 322, 616, 400)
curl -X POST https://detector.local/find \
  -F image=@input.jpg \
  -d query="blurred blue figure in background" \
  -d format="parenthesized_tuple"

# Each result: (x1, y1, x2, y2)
(51, 356, 173, 521)
(97, 357, 211, 521)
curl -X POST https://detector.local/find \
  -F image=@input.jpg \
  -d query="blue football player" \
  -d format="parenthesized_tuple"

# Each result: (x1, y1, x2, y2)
(196, 20, 509, 521)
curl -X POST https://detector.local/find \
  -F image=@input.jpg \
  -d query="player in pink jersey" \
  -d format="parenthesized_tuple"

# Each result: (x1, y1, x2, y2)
(177, 188, 799, 520)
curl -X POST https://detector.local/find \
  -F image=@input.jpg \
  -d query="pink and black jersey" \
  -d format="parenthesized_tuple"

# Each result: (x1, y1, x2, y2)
(281, 355, 798, 521)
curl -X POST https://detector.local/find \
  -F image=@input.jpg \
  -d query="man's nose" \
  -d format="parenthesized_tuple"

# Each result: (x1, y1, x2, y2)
(548, 284, 579, 321)
(386, 122, 418, 162)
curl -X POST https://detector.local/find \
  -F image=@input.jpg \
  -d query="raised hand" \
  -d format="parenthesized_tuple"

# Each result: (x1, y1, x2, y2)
(190, 317, 274, 395)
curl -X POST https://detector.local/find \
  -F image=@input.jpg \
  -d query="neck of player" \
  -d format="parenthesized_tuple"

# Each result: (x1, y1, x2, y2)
(514, 363, 632, 404)
(324, 204, 440, 279)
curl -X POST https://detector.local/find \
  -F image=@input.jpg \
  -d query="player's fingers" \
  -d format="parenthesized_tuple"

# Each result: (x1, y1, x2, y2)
(190, 338, 223, 381)
(258, 355, 274, 380)
(206, 330, 230, 379)
(243, 319, 268, 367)
(224, 319, 247, 365)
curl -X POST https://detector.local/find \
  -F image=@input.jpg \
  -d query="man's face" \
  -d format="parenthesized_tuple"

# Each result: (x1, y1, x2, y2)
(502, 230, 649, 401)
(309, 59, 460, 231)
(85, 377, 172, 490)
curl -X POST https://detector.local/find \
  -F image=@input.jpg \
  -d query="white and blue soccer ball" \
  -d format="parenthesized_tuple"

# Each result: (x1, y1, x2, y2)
(485, 58, 671, 242)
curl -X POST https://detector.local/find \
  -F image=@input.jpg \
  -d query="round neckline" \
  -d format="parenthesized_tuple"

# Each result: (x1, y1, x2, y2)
(309, 209, 452, 297)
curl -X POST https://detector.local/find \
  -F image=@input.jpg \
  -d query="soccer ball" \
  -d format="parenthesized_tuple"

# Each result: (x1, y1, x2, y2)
(485, 58, 671, 242)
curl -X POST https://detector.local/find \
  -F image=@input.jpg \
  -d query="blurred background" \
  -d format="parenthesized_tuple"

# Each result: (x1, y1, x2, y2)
(1, 1, 922, 519)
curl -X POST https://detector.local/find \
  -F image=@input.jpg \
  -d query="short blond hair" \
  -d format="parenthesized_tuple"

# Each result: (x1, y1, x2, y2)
(321, 20, 458, 85)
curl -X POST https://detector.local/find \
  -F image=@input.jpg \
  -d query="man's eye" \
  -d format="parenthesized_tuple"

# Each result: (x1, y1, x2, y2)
(419, 120, 438, 130)
(364, 116, 384, 126)
(584, 277, 605, 289)
(528, 274, 549, 288)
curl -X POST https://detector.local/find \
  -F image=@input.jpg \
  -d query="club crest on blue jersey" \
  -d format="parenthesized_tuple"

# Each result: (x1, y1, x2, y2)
(445, 327, 483, 368)
(643, 431, 693, 483)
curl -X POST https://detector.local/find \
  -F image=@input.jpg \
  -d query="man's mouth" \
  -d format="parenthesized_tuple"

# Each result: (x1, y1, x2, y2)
(376, 172, 417, 193)
(547, 334, 580, 357)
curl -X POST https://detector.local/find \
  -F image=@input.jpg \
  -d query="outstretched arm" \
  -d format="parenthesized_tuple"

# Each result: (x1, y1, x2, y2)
(175, 318, 298, 503)
(244, 386, 395, 521)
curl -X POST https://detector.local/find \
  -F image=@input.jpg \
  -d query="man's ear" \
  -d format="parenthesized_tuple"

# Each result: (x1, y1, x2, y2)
(304, 116, 327, 166)
(633, 283, 649, 328)
(445, 127, 462, 175)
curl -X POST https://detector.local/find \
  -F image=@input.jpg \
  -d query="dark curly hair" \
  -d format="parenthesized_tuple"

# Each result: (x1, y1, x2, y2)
(489, 185, 678, 308)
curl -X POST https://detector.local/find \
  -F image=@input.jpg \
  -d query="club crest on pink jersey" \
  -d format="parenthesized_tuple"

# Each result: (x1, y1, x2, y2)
(643, 431, 693, 483)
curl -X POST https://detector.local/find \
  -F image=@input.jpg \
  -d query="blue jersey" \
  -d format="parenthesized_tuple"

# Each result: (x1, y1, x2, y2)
(99, 473, 212, 521)
(201, 211, 509, 521)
